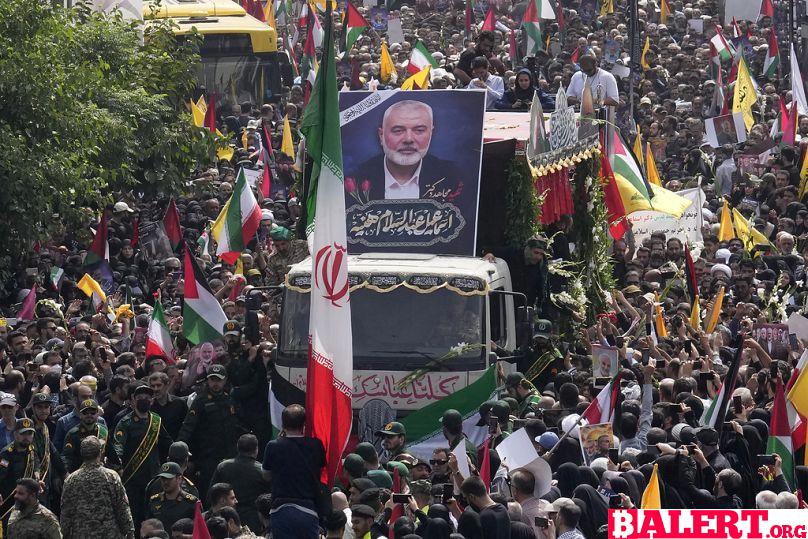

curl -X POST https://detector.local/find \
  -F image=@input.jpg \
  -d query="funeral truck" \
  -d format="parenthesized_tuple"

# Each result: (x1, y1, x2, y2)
(274, 253, 531, 416)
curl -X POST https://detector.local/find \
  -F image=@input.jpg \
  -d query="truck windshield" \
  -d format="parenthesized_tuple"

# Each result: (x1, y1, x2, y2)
(278, 286, 486, 372)
(197, 55, 274, 107)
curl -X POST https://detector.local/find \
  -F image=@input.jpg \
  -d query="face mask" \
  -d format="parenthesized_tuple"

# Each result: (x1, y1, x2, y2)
(135, 400, 151, 414)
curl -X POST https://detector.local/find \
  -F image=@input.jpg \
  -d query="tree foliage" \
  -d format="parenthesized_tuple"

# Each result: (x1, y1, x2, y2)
(0, 0, 215, 267)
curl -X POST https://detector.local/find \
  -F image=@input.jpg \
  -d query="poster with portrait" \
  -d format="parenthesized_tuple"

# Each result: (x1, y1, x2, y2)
(181, 341, 226, 389)
(369, 7, 389, 31)
(705, 112, 747, 148)
(338, 90, 486, 255)
(591, 344, 619, 378)
(754, 323, 789, 350)
(579, 423, 615, 466)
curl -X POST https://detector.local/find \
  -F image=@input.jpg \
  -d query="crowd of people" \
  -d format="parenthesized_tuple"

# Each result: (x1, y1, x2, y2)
(1, 0, 808, 537)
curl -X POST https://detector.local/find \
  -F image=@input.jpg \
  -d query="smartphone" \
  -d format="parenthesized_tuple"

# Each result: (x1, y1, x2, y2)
(608, 448, 619, 464)
(684, 340, 693, 354)
(790, 333, 799, 349)
(442, 483, 454, 503)
(723, 421, 734, 430)
(656, 359, 667, 369)
(733, 395, 743, 413)
(535, 516, 549, 529)
(392, 493, 411, 504)
(757, 454, 776, 466)
(693, 359, 703, 370)
(488, 417, 498, 435)
(699, 371, 712, 381)
(641, 349, 650, 365)
(609, 495, 623, 509)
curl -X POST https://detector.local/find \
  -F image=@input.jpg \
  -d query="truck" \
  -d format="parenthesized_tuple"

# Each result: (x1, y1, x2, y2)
(274, 252, 532, 418)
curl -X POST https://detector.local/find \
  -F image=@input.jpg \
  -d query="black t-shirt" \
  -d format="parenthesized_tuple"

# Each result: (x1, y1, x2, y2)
(262, 435, 326, 505)
(479, 503, 511, 539)
(457, 48, 485, 76)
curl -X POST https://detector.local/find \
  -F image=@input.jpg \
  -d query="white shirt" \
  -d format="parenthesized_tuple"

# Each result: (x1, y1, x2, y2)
(566, 68, 619, 104)
(467, 74, 504, 109)
(384, 157, 422, 199)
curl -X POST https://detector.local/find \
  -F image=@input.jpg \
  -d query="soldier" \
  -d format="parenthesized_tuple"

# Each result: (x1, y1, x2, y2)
(149, 372, 187, 440)
(62, 398, 109, 473)
(60, 436, 135, 539)
(504, 372, 541, 418)
(376, 422, 409, 464)
(210, 434, 270, 533)
(440, 409, 478, 467)
(0, 418, 41, 527)
(7, 478, 61, 539)
(263, 226, 309, 285)
(113, 383, 173, 527)
(29, 392, 66, 511)
(145, 462, 198, 532)
(178, 364, 240, 500)
(144, 441, 199, 500)
(224, 321, 270, 449)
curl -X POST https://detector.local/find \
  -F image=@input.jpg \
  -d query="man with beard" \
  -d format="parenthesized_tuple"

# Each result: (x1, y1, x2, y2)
(113, 383, 173, 527)
(61, 399, 109, 473)
(348, 100, 462, 202)
(566, 52, 619, 107)
(7, 478, 60, 538)
(29, 392, 65, 511)
(264, 227, 309, 286)
(375, 422, 408, 464)
(0, 419, 41, 528)
(178, 364, 240, 502)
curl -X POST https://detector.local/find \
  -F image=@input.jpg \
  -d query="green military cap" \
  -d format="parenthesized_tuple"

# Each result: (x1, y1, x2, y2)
(351, 504, 376, 519)
(475, 400, 497, 426)
(439, 409, 463, 430)
(354, 442, 378, 463)
(385, 460, 410, 479)
(31, 393, 54, 406)
(206, 364, 227, 379)
(366, 469, 393, 489)
(410, 479, 432, 496)
(376, 421, 406, 437)
(505, 372, 526, 389)
(15, 418, 35, 434)
(223, 320, 242, 336)
(80, 399, 99, 413)
(502, 397, 519, 415)
(343, 453, 365, 478)
(491, 400, 511, 422)
(270, 225, 292, 241)
(157, 462, 183, 478)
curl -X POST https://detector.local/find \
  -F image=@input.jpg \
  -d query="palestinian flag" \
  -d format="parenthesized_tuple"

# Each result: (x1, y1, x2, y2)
(49, 267, 64, 291)
(407, 40, 439, 75)
(211, 168, 262, 264)
(480, 7, 496, 31)
(611, 131, 652, 204)
(269, 365, 306, 437)
(17, 287, 37, 322)
(701, 343, 743, 427)
(534, 0, 555, 19)
(684, 244, 698, 301)
(301, 22, 319, 104)
(768, 380, 795, 489)
(760, 0, 774, 17)
(84, 209, 114, 294)
(710, 25, 733, 62)
(522, 0, 542, 55)
(582, 374, 621, 425)
(400, 365, 497, 460)
(182, 245, 228, 345)
(163, 198, 183, 251)
(343, 1, 368, 52)
(599, 147, 629, 240)
(145, 301, 177, 364)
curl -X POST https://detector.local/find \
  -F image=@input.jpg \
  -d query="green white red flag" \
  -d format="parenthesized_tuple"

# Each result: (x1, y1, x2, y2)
(145, 301, 177, 364)
(211, 168, 261, 264)
(407, 40, 439, 75)
(768, 380, 795, 490)
(762, 29, 779, 79)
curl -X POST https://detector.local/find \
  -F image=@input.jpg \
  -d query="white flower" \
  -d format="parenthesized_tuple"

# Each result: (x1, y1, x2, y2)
(450, 342, 468, 355)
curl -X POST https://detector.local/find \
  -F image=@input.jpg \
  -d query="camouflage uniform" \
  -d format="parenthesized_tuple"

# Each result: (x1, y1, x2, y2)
(7, 503, 61, 539)
(60, 462, 135, 539)
(264, 240, 309, 285)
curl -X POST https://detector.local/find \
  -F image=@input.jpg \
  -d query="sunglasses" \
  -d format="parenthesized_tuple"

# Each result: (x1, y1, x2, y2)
(429, 459, 447, 465)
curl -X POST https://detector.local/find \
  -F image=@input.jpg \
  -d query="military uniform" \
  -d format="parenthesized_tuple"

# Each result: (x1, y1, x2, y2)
(516, 389, 541, 418)
(7, 502, 61, 539)
(210, 454, 270, 532)
(228, 350, 270, 450)
(145, 489, 198, 532)
(32, 412, 65, 512)
(265, 239, 309, 285)
(178, 367, 241, 498)
(0, 422, 41, 527)
(60, 462, 135, 539)
(112, 410, 172, 526)
(144, 474, 198, 501)
(62, 422, 109, 473)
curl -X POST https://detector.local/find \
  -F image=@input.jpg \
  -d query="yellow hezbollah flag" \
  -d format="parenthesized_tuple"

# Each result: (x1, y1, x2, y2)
(264, 0, 277, 29)
(733, 56, 757, 131)
(654, 292, 668, 338)
(641, 463, 662, 509)
(77, 273, 106, 304)
(600, 0, 614, 15)
(690, 295, 701, 329)
(798, 150, 808, 199)
(705, 286, 725, 333)
(660, 0, 670, 21)
(196, 95, 207, 113)
(281, 115, 295, 158)
(401, 65, 431, 90)
(633, 127, 644, 171)
(380, 41, 395, 84)
(641, 36, 651, 70)
(191, 100, 205, 128)
(718, 198, 735, 241)
(646, 143, 662, 186)
(732, 207, 771, 250)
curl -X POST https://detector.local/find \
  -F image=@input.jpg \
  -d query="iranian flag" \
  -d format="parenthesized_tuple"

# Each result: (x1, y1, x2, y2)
(182, 246, 228, 345)
(582, 374, 621, 425)
(300, 6, 354, 487)
(407, 41, 439, 75)
(343, 1, 368, 52)
(768, 380, 795, 490)
(762, 30, 779, 78)
(522, 0, 542, 55)
(401, 365, 497, 460)
(211, 168, 262, 264)
(145, 301, 177, 364)
(710, 25, 733, 62)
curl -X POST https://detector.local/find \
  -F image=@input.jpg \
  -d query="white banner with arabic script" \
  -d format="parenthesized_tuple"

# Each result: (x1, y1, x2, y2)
(627, 187, 705, 248)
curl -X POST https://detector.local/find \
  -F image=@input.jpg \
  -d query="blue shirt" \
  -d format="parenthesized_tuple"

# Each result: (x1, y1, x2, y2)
(0, 421, 14, 449)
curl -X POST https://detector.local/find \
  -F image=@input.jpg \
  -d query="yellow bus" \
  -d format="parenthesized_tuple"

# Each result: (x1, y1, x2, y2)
(145, 0, 291, 108)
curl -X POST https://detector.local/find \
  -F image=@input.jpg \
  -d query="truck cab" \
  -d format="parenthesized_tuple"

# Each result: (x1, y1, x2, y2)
(275, 252, 528, 414)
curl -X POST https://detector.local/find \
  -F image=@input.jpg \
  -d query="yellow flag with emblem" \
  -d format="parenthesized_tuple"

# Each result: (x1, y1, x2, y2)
(646, 143, 663, 186)
(641, 36, 651, 70)
(705, 286, 725, 333)
(401, 65, 431, 90)
(380, 41, 395, 84)
(733, 56, 757, 131)
(191, 100, 205, 128)
(281, 116, 295, 158)
(718, 199, 735, 241)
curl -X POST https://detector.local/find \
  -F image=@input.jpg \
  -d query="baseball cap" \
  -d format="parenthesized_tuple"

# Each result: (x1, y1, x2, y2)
(696, 426, 719, 446)
(351, 504, 376, 519)
(376, 421, 406, 437)
(223, 320, 242, 336)
(440, 409, 463, 429)
(15, 418, 35, 434)
(0, 393, 17, 407)
(79, 399, 99, 413)
(534, 319, 552, 340)
(168, 441, 192, 461)
(505, 372, 526, 389)
(536, 431, 559, 451)
(671, 423, 696, 444)
(131, 384, 154, 398)
(31, 393, 53, 406)
(207, 364, 227, 379)
(157, 462, 183, 478)
(113, 202, 135, 213)
(475, 401, 496, 426)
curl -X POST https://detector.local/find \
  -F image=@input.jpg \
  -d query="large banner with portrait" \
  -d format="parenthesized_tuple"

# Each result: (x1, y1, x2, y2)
(338, 90, 486, 255)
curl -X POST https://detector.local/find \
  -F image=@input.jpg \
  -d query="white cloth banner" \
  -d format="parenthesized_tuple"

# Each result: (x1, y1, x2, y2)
(628, 188, 705, 247)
